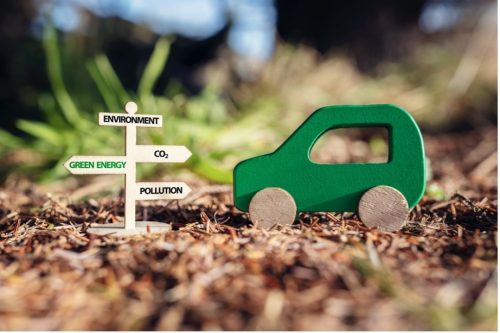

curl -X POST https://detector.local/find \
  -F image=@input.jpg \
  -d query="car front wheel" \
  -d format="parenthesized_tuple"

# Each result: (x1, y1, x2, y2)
(249, 187, 297, 229)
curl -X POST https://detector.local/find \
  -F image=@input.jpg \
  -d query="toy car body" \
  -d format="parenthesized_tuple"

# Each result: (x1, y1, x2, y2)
(233, 104, 426, 218)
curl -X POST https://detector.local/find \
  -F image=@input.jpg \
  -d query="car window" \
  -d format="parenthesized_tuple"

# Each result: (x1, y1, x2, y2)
(309, 127, 389, 164)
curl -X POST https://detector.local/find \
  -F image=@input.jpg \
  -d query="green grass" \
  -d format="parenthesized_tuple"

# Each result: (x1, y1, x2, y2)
(1, 25, 288, 184)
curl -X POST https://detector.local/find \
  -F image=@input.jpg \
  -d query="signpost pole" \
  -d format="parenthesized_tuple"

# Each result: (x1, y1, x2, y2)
(124, 102, 137, 230)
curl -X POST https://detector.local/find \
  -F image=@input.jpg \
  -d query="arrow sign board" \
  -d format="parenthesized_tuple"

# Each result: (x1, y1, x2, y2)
(136, 182, 191, 200)
(135, 145, 192, 163)
(64, 156, 128, 174)
(99, 113, 162, 127)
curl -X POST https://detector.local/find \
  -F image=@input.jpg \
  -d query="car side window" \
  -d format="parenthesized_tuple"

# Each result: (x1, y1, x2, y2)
(309, 127, 389, 164)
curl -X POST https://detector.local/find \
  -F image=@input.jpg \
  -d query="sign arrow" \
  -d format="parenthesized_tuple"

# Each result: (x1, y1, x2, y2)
(134, 145, 192, 163)
(135, 182, 191, 200)
(64, 156, 128, 174)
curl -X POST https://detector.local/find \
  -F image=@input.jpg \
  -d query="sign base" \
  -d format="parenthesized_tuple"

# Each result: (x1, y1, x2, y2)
(87, 221, 171, 236)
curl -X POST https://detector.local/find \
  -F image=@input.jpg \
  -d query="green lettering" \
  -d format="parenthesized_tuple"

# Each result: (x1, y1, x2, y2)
(69, 161, 94, 168)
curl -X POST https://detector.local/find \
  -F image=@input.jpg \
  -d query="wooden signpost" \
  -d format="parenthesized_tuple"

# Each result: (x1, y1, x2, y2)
(64, 102, 192, 235)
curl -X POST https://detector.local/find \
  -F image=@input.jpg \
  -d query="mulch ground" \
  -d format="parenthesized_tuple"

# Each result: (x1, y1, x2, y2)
(0, 126, 497, 330)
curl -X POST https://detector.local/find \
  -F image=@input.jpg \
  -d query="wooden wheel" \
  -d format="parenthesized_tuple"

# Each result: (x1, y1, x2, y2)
(358, 185, 409, 232)
(249, 187, 297, 229)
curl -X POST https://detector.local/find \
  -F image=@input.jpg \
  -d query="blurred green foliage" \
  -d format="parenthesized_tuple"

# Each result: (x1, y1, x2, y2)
(0, 17, 495, 185)
(0, 25, 289, 184)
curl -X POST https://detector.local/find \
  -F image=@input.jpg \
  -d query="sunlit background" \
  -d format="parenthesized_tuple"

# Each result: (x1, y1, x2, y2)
(0, 0, 496, 191)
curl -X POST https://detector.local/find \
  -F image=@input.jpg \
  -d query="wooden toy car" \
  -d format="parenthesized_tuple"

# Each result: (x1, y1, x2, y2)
(233, 104, 426, 231)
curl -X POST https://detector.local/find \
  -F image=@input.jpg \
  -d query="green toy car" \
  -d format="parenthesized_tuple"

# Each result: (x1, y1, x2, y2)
(233, 104, 426, 231)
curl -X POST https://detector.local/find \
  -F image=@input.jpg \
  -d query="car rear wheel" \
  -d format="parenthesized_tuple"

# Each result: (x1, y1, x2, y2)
(249, 187, 297, 229)
(358, 185, 409, 232)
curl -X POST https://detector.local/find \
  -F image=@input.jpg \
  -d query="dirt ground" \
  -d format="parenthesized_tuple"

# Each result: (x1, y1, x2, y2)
(0, 126, 497, 330)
